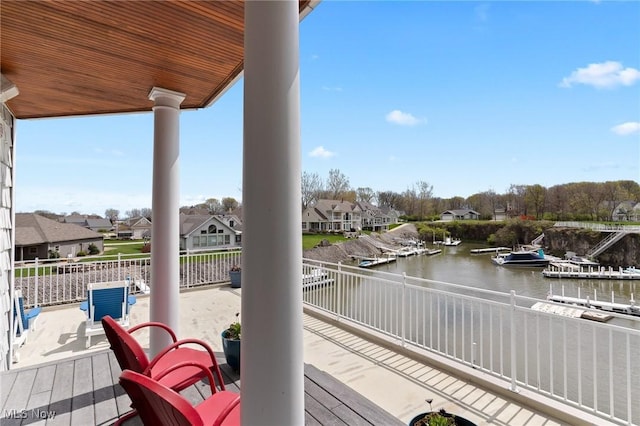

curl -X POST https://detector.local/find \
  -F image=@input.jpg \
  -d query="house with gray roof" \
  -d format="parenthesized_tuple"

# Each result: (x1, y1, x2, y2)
(440, 208, 481, 222)
(302, 199, 363, 232)
(179, 214, 241, 251)
(16, 213, 104, 261)
(60, 214, 113, 232)
(357, 201, 395, 232)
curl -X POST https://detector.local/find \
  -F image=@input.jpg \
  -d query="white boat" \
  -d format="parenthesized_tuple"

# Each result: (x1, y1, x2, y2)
(491, 249, 550, 267)
(442, 236, 461, 246)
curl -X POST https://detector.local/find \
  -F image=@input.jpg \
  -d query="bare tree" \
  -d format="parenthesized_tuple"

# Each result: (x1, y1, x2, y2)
(104, 208, 119, 222)
(416, 180, 433, 219)
(205, 198, 224, 214)
(301, 171, 323, 208)
(377, 190, 401, 208)
(326, 168, 350, 200)
(356, 187, 376, 204)
(125, 208, 141, 219)
(140, 208, 152, 219)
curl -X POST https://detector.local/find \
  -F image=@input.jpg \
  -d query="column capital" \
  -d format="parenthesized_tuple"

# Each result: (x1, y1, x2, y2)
(148, 87, 186, 108)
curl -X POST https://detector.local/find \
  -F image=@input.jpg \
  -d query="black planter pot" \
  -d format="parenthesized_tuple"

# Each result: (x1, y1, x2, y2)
(229, 270, 241, 288)
(221, 331, 241, 372)
(408, 410, 477, 426)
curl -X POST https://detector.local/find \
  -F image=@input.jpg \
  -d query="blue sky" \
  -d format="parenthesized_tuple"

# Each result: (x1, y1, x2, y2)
(15, 1, 640, 216)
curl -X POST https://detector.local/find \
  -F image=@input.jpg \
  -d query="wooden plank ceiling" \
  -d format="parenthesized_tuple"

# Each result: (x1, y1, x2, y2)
(0, 0, 312, 119)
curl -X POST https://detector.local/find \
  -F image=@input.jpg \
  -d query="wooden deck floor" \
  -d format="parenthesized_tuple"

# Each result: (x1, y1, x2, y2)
(0, 350, 403, 425)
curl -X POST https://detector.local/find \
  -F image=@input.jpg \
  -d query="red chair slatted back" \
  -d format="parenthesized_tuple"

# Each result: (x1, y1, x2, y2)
(120, 369, 203, 426)
(102, 315, 151, 373)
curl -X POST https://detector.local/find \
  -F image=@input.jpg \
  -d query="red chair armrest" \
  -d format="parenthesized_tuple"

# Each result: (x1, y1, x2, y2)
(212, 395, 241, 426)
(152, 361, 216, 389)
(148, 338, 216, 369)
(128, 321, 178, 343)
(146, 338, 226, 391)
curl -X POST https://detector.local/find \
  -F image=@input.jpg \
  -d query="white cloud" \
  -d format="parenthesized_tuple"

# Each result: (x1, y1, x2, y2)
(560, 61, 640, 89)
(475, 4, 490, 22)
(385, 110, 425, 126)
(309, 146, 336, 158)
(611, 121, 640, 136)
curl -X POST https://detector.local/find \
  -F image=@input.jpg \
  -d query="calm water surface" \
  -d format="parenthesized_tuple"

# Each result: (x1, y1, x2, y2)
(371, 242, 640, 308)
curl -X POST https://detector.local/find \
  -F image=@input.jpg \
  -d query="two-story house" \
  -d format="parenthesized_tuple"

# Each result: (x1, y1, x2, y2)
(302, 199, 363, 232)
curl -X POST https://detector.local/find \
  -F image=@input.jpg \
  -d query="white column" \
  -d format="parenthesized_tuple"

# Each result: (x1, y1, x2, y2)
(243, 2, 304, 425)
(148, 87, 185, 357)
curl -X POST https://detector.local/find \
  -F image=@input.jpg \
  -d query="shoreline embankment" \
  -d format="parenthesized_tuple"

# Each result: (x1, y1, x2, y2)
(302, 223, 419, 265)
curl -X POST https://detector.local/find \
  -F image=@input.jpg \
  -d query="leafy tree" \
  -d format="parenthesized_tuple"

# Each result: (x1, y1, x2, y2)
(140, 208, 152, 219)
(525, 184, 547, 219)
(222, 197, 239, 212)
(88, 243, 100, 255)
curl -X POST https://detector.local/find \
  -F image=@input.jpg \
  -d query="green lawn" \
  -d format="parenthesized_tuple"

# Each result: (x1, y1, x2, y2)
(302, 234, 350, 250)
(103, 241, 147, 255)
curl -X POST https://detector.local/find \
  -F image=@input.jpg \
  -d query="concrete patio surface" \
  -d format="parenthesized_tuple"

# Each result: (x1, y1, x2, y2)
(11, 284, 601, 425)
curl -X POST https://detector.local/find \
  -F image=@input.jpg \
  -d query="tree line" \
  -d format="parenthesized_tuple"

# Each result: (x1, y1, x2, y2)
(30, 171, 640, 223)
(302, 169, 640, 222)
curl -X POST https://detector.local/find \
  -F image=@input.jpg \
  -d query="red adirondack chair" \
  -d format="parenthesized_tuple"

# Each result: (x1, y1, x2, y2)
(102, 315, 226, 424)
(120, 364, 240, 426)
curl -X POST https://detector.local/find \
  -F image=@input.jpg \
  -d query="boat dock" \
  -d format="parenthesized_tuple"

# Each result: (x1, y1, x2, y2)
(470, 247, 511, 254)
(546, 284, 640, 318)
(542, 264, 640, 280)
(357, 255, 397, 268)
(302, 268, 336, 290)
(531, 301, 612, 322)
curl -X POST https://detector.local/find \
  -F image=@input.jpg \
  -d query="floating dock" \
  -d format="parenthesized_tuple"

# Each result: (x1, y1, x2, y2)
(302, 269, 335, 290)
(542, 264, 640, 280)
(470, 247, 510, 254)
(531, 302, 612, 322)
(358, 255, 397, 268)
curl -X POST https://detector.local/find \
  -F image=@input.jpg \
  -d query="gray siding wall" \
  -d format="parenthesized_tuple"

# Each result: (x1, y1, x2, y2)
(1, 103, 14, 370)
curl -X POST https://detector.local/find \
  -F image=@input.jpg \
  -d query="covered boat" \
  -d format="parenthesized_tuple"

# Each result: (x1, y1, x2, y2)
(491, 248, 550, 267)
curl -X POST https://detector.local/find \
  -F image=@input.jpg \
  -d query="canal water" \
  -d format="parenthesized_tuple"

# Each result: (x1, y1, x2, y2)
(370, 242, 640, 312)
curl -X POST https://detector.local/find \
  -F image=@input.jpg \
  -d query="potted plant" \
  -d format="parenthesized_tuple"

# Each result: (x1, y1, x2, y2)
(221, 312, 241, 372)
(229, 265, 241, 288)
(409, 400, 477, 426)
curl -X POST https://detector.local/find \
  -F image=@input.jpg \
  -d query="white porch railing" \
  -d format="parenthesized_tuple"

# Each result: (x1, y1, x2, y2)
(301, 260, 640, 426)
(15, 249, 242, 307)
(14, 253, 639, 424)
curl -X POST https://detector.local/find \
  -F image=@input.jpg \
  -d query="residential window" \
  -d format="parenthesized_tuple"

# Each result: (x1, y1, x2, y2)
(201, 229, 207, 235)
(208, 225, 217, 234)
(225, 235, 230, 245)
(193, 236, 200, 246)
(235, 235, 241, 243)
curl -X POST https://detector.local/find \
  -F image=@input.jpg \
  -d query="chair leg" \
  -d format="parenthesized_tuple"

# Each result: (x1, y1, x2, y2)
(114, 409, 139, 425)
